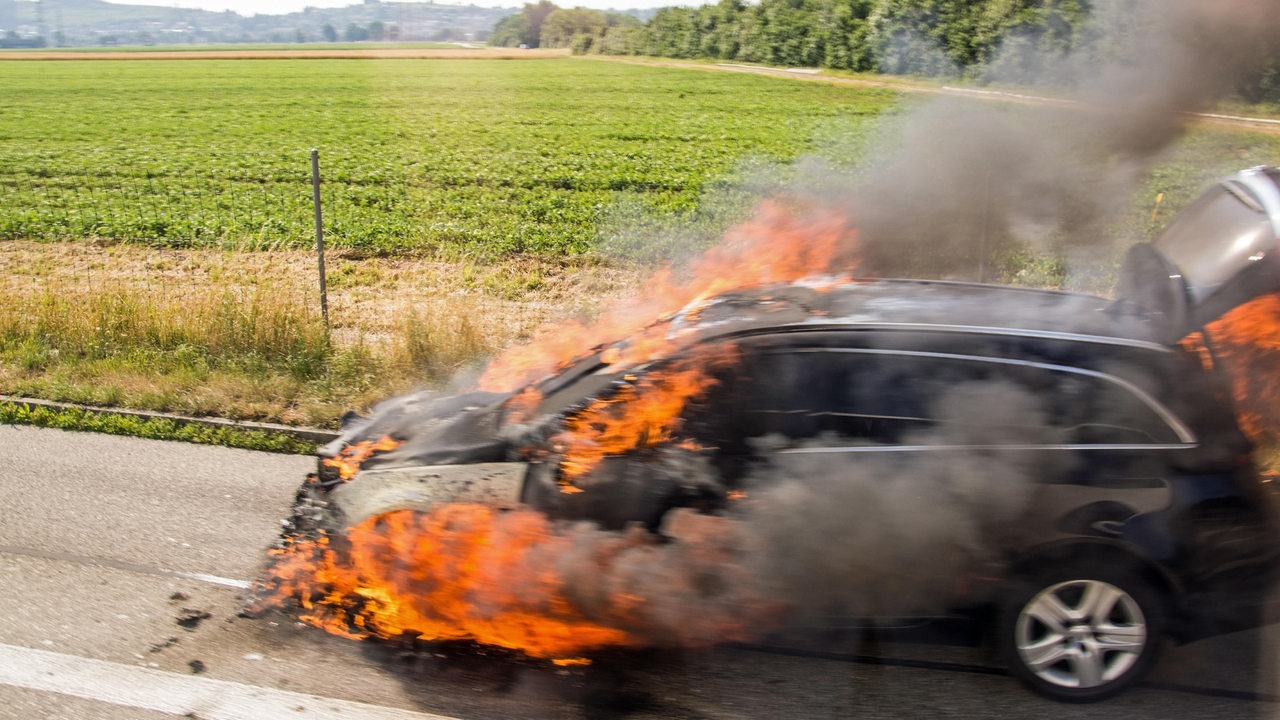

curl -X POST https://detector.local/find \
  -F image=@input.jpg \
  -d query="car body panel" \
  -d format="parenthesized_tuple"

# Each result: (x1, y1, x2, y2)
(329, 462, 527, 526)
(1120, 166, 1280, 337)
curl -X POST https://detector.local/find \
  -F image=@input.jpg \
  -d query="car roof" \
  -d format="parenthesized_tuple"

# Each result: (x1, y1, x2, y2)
(529, 278, 1171, 415)
(667, 278, 1166, 350)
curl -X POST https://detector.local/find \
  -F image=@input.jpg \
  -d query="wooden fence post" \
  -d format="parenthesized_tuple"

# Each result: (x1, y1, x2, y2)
(310, 148, 330, 331)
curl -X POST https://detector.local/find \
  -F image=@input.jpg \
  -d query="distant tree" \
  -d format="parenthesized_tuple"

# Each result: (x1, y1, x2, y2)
(864, 0, 1085, 77)
(1239, 60, 1280, 103)
(641, 7, 699, 58)
(489, 13, 528, 47)
(563, 0, 1100, 78)
(756, 0, 820, 67)
(865, 0, 962, 75)
(0, 30, 46, 48)
(693, 0, 745, 60)
(540, 7, 606, 48)
(978, 0, 1089, 84)
(368, 20, 385, 40)
(344, 22, 368, 41)
(321, 23, 338, 42)
(734, 4, 768, 62)
(521, 0, 557, 47)
(294, 28, 308, 43)
(816, 0, 876, 71)
(598, 24, 644, 55)
(607, 12, 642, 28)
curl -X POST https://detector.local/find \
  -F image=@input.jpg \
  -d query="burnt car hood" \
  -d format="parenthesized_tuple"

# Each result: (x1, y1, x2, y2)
(1119, 166, 1280, 340)
(321, 389, 516, 470)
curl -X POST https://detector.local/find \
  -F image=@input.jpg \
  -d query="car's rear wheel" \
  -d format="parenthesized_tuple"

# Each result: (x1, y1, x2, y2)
(998, 564, 1164, 702)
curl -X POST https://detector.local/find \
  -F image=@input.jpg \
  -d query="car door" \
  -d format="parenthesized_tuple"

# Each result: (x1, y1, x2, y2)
(688, 332, 1197, 550)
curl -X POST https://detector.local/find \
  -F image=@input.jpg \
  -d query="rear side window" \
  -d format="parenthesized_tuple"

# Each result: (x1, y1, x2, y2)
(690, 347, 1186, 449)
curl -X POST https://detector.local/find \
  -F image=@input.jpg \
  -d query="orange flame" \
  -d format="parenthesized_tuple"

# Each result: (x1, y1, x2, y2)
(322, 435, 401, 481)
(502, 386, 544, 425)
(1187, 292, 1280, 446)
(254, 506, 636, 659)
(477, 199, 857, 392)
(552, 346, 737, 487)
(251, 505, 773, 661)
(255, 198, 847, 663)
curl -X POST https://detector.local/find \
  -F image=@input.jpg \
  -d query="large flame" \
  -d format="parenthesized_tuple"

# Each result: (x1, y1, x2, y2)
(254, 506, 635, 660)
(251, 505, 772, 662)
(1183, 291, 1280, 446)
(496, 198, 855, 493)
(253, 199, 851, 661)
(552, 346, 739, 487)
(477, 199, 857, 392)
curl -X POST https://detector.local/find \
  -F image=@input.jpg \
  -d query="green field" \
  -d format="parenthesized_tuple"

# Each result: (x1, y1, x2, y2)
(4, 56, 1278, 261)
(0, 42, 469, 53)
(3, 56, 1280, 438)
(0, 57, 901, 258)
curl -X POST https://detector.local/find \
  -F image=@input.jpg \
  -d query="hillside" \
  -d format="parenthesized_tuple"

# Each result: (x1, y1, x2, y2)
(0, 0, 516, 45)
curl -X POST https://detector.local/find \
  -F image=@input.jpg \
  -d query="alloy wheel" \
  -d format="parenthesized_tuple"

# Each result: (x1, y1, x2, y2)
(1013, 578, 1148, 690)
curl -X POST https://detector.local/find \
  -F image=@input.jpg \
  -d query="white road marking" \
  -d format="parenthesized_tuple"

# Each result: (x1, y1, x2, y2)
(0, 643, 464, 720)
(0, 544, 251, 589)
(175, 571, 252, 589)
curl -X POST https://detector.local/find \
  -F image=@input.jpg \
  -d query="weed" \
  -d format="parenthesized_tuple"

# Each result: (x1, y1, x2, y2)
(0, 400, 317, 454)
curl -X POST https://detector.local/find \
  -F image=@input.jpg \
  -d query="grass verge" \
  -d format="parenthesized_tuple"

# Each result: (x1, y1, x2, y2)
(0, 242, 639, 428)
(0, 399, 319, 454)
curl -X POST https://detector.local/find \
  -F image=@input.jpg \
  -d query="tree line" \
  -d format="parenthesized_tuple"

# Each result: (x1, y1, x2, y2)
(489, 0, 1279, 102)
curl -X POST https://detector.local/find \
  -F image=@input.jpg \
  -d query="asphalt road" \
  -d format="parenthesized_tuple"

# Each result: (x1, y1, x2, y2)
(1, 424, 1278, 719)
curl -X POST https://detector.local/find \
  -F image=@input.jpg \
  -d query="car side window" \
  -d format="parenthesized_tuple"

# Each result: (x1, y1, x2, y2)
(1042, 369, 1182, 444)
(737, 349, 1022, 445)
(693, 344, 1183, 449)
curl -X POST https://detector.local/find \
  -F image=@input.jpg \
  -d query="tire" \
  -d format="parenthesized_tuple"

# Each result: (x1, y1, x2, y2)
(998, 563, 1165, 702)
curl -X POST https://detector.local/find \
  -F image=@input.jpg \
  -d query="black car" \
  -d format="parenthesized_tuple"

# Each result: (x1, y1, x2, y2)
(284, 167, 1280, 702)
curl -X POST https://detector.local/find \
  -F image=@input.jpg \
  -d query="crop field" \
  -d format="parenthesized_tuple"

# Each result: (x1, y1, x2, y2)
(0, 55, 915, 430)
(2, 55, 1280, 436)
(0, 57, 901, 257)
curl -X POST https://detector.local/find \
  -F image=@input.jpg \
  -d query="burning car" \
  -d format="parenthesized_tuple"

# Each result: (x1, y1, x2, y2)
(257, 167, 1280, 703)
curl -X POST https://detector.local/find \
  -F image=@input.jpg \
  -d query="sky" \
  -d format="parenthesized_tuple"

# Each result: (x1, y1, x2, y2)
(103, 0, 698, 16)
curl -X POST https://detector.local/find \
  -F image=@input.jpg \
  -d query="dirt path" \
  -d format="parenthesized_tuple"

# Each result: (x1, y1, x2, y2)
(589, 55, 1280, 136)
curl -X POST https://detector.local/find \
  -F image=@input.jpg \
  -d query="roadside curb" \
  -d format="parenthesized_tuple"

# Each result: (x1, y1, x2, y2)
(0, 395, 340, 445)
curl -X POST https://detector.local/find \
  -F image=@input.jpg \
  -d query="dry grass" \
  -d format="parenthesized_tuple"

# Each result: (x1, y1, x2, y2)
(0, 241, 641, 426)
